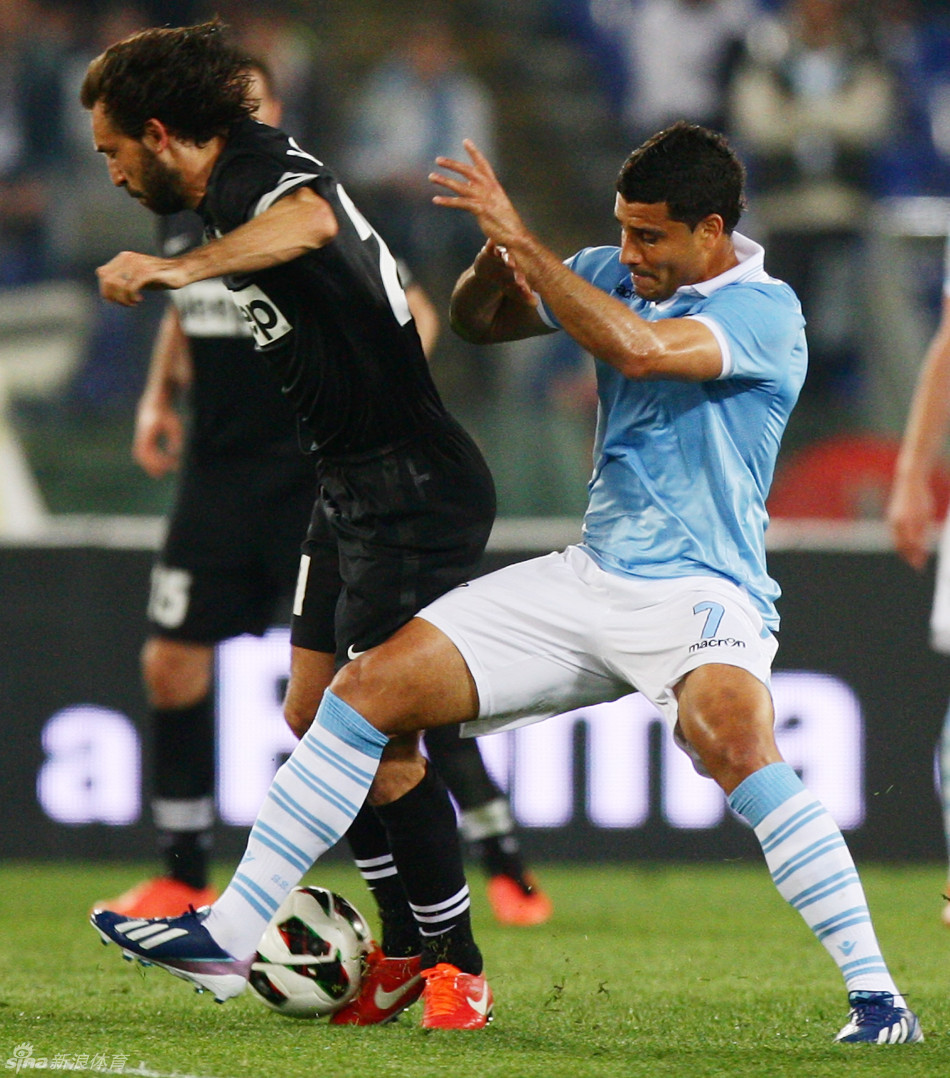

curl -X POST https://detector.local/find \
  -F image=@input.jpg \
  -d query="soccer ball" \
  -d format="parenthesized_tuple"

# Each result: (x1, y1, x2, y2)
(247, 886, 373, 1019)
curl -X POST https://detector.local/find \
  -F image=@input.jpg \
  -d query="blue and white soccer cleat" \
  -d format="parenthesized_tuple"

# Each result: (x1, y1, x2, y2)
(834, 991, 923, 1044)
(90, 906, 252, 1002)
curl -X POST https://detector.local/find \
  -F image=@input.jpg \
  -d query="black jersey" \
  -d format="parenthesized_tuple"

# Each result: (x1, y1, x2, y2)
(159, 211, 302, 460)
(198, 119, 448, 459)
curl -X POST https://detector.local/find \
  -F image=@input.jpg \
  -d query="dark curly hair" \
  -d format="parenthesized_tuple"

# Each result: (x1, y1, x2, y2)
(617, 122, 747, 234)
(80, 20, 255, 144)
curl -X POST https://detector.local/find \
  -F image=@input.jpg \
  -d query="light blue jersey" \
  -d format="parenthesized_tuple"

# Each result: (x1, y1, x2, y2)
(538, 233, 806, 628)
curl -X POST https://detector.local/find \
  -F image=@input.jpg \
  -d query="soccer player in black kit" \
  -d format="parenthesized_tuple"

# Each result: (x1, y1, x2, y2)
(82, 23, 510, 1028)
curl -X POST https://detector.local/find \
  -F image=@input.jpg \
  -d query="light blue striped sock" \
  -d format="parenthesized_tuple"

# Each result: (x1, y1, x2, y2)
(729, 763, 903, 1003)
(206, 690, 388, 957)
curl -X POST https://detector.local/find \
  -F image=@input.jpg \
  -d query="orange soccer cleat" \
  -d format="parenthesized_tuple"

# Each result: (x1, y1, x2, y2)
(420, 963, 494, 1030)
(330, 948, 423, 1025)
(90, 876, 218, 918)
(486, 872, 553, 927)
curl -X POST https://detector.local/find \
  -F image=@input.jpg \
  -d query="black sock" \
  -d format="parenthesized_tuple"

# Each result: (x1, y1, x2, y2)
(423, 725, 501, 808)
(345, 802, 419, 957)
(474, 834, 531, 887)
(375, 766, 482, 975)
(152, 697, 215, 889)
(158, 829, 211, 890)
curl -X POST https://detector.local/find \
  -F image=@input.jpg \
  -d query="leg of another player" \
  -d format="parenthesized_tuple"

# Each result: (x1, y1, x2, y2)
(940, 700, 950, 926)
(423, 725, 552, 926)
(95, 637, 218, 916)
(676, 663, 920, 1043)
(285, 646, 421, 961)
(284, 644, 485, 1024)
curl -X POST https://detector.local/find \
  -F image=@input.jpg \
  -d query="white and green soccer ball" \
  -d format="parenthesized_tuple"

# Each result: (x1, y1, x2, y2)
(248, 886, 372, 1018)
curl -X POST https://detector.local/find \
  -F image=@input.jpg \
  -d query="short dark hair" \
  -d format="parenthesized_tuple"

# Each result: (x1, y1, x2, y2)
(617, 122, 747, 234)
(80, 20, 255, 144)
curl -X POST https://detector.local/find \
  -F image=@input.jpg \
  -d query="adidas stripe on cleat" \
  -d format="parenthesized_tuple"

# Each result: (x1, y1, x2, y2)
(90, 906, 252, 1002)
(834, 991, 923, 1044)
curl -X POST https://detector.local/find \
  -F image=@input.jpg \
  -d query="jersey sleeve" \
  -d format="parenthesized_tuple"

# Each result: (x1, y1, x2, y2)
(690, 283, 805, 384)
(210, 151, 322, 229)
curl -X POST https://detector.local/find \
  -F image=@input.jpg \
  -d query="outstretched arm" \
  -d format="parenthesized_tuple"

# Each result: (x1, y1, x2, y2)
(97, 186, 338, 306)
(888, 292, 950, 569)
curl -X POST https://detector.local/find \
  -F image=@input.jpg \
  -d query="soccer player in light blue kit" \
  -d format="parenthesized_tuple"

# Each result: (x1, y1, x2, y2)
(93, 122, 922, 1043)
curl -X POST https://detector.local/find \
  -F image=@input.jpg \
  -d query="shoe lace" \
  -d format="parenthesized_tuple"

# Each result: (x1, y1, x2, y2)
(422, 964, 464, 1019)
(849, 991, 899, 1026)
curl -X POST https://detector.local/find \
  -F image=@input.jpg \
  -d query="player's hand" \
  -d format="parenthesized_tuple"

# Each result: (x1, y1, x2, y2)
(472, 240, 534, 304)
(97, 251, 186, 306)
(886, 474, 934, 571)
(133, 395, 184, 478)
(430, 140, 528, 251)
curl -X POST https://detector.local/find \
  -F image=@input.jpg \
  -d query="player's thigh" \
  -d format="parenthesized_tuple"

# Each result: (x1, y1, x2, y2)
(605, 574, 777, 726)
(333, 616, 479, 735)
(291, 501, 341, 656)
(410, 548, 624, 730)
(154, 461, 297, 641)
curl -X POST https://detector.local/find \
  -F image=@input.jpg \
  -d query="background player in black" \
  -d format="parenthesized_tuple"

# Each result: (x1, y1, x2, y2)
(81, 22, 523, 1027)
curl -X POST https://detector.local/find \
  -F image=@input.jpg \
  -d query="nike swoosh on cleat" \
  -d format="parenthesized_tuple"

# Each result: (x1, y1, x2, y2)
(373, 974, 422, 1011)
(467, 983, 492, 1016)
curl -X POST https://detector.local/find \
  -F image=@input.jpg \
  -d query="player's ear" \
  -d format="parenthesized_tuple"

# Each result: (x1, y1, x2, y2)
(697, 214, 724, 248)
(142, 118, 171, 152)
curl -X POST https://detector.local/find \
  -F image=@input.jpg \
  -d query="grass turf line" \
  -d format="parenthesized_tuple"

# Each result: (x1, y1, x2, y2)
(0, 861, 946, 1078)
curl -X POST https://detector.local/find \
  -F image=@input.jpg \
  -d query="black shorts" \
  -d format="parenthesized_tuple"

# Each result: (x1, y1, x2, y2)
(147, 452, 317, 643)
(291, 419, 496, 664)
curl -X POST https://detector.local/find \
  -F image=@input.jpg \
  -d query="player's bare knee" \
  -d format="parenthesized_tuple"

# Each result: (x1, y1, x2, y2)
(141, 638, 211, 709)
(330, 653, 410, 736)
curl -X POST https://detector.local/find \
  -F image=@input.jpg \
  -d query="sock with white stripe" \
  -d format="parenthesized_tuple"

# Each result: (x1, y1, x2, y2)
(205, 690, 388, 957)
(729, 762, 903, 1003)
(345, 803, 419, 957)
(152, 698, 215, 888)
(375, 764, 482, 974)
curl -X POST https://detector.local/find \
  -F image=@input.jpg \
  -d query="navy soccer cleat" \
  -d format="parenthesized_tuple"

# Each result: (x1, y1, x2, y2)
(834, 991, 923, 1044)
(90, 906, 252, 1002)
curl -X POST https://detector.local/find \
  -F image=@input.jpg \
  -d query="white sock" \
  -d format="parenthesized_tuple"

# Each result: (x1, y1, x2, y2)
(729, 763, 903, 1004)
(205, 690, 388, 957)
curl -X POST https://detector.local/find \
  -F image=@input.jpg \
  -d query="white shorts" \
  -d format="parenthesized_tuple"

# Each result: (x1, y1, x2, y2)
(931, 521, 950, 653)
(418, 545, 778, 738)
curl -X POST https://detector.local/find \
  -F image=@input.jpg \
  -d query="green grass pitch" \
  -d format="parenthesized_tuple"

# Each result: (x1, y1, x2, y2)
(0, 860, 947, 1078)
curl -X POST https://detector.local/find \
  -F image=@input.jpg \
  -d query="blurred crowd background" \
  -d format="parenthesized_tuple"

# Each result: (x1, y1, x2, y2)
(4, 0, 950, 529)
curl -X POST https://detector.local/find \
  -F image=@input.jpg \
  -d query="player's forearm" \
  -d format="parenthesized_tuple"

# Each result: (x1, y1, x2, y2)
(142, 306, 190, 402)
(177, 194, 338, 285)
(450, 268, 511, 342)
(895, 311, 950, 484)
(506, 232, 668, 376)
